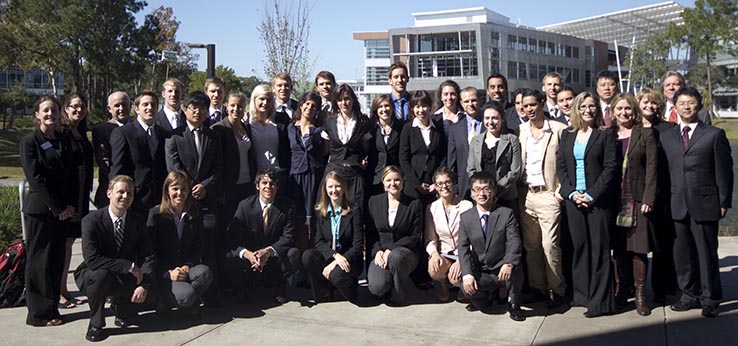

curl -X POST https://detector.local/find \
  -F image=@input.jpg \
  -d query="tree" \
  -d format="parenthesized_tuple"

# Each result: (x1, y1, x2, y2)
(148, 6, 197, 91)
(626, 34, 679, 89)
(257, 0, 313, 88)
(188, 65, 264, 97)
(666, 0, 738, 115)
(0, 81, 32, 129)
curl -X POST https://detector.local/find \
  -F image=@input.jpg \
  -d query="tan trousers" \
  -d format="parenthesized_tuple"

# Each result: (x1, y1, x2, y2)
(519, 189, 564, 295)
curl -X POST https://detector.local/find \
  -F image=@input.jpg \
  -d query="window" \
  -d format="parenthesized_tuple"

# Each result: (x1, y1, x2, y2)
(538, 40, 547, 54)
(490, 59, 500, 74)
(519, 37, 528, 52)
(413, 54, 478, 78)
(491, 31, 500, 48)
(508, 61, 518, 79)
(572, 68, 580, 84)
(529, 64, 538, 82)
(573, 46, 580, 59)
(518, 63, 528, 80)
(366, 67, 389, 85)
(365, 39, 390, 59)
(585, 70, 592, 87)
(547, 42, 555, 55)
(508, 34, 517, 50)
(529, 38, 537, 53)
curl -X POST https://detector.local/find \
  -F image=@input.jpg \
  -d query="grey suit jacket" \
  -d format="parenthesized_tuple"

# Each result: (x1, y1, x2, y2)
(458, 205, 521, 277)
(467, 132, 521, 201)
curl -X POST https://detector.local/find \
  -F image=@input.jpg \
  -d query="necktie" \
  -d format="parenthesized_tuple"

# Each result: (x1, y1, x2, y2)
(551, 107, 558, 118)
(481, 214, 489, 239)
(603, 106, 611, 127)
(468, 120, 476, 145)
(262, 205, 270, 233)
(213, 110, 222, 123)
(397, 100, 405, 120)
(682, 126, 691, 149)
(668, 106, 678, 124)
(193, 128, 202, 156)
(146, 127, 152, 137)
(172, 113, 179, 129)
(114, 218, 124, 252)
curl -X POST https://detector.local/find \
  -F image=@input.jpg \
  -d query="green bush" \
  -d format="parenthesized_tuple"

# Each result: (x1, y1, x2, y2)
(0, 186, 22, 249)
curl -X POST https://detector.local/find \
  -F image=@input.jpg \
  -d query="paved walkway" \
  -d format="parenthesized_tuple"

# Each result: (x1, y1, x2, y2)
(1, 237, 736, 346)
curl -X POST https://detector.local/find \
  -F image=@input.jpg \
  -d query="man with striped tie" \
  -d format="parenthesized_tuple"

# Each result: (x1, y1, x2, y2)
(74, 175, 157, 342)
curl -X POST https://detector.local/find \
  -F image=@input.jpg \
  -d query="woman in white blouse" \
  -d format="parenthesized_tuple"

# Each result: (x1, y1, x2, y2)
(425, 166, 473, 301)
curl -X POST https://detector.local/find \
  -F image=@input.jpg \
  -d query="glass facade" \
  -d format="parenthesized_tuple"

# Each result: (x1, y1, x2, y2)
(365, 39, 390, 59)
(366, 66, 390, 85)
(0, 66, 62, 91)
(407, 30, 478, 78)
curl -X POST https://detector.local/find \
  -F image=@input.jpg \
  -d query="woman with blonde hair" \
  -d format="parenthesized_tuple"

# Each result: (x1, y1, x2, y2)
(147, 170, 212, 318)
(301, 171, 363, 303)
(556, 91, 617, 317)
(246, 84, 291, 186)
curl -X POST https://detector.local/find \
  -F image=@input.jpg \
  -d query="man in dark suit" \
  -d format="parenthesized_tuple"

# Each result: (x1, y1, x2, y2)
(109, 91, 167, 213)
(166, 90, 223, 306)
(458, 171, 525, 321)
(661, 87, 732, 318)
(91, 91, 130, 208)
(448, 86, 484, 198)
(595, 70, 618, 127)
(154, 78, 185, 136)
(204, 76, 226, 127)
(553, 87, 575, 126)
(485, 74, 520, 132)
(225, 169, 300, 304)
(74, 175, 156, 342)
(272, 72, 298, 119)
(505, 88, 530, 133)
(541, 72, 563, 120)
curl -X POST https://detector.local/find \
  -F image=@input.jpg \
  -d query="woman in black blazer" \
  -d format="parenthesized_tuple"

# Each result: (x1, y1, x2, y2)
(20, 96, 77, 326)
(637, 89, 678, 302)
(556, 91, 617, 318)
(367, 94, 404, 196)
(322, 84, 371, 208)
(211, 91, 254, 219)
(301, 171, 364, 303)
(245, 84, 291, 186)
(608, 93, 658, 316)
(287, 92, 326, 250)
(147, 171, 212, 317)
(367, 166, 423, 305)
(399, 90, 446, 205)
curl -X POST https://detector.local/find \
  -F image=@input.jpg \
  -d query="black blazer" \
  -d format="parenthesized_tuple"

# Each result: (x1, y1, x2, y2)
(20, 129, 77, 216)
(323, 113, 370, 167)
(398, 119, 446, 196)
(91, 120, 120, 208)
(288, 123, 326, 175)
(227, 195, 296, 258)
(661, 122, 733, 221)
(504, 106, 528, 134)
(556, 128, 618, 208)
(154, 109, 185, 137)
(211, 118, 253, 190)
(109, 120, 168, 212)
(68, 129, 94, 218)
(312, 206, 364, 263)
(368, 120, 403, 185)
(147, 206, 205, 280)
(366, 194, 422, 257)
(458, 205, 521, 276)
(166, 125, 223, 207)
(76, 208, 156, 289)
(447, 115, 475, 197)
(271, 110, 291, 126)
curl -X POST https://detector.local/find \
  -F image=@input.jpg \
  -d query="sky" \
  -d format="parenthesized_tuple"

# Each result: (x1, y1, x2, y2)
(137, 0, 694, 81)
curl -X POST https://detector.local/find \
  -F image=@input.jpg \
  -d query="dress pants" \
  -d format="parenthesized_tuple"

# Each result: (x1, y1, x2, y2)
(225, 247, 301, 295)
(200, 207, 220, 302)
(672, 215, 721, 308)
(24, 213, 66, 326)
(302, 249, 362, 302)
(466, 266, 523, 308)
(75, 268, 150, 328)
(519, 189, 564, 296)
(160, 264, 213, 309)
(566, 201, 614, 314)
(367, 247, 418, 303)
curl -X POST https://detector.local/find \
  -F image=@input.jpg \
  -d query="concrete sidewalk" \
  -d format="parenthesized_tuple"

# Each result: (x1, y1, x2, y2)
(1, 238, 736, 346)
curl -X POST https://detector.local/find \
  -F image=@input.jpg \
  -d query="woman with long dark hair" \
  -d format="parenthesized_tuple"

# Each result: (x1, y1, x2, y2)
(367, 94, 403, 196)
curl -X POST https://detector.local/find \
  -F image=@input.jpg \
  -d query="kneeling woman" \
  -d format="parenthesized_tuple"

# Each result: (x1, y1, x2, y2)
(302, 171, 364, 303)
(367, 165, 423, 305)
(147, 171, 213, 316)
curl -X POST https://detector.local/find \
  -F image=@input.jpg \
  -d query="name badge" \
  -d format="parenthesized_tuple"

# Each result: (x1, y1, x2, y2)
(40, 141, 53, 150)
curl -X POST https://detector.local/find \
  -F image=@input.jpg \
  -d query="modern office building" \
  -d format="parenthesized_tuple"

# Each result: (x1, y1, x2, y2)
(354, 2, 685, 104)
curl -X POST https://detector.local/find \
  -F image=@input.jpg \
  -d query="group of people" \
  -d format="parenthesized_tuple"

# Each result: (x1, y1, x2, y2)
(19, 62, 732, 342)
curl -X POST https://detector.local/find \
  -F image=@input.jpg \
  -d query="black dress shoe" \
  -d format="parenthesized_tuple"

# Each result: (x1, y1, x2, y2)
(670, 300, 700, 312)
(583, 310, 604, 318)
(85, 325, 107, 342)
(701, 305, 718, 318)
(546, 292, 564, 309)
(508, 304, 526, 321)
(465, 303, 480, 312)
(114, 316, 133, 328)
(521, 289, 545, 304)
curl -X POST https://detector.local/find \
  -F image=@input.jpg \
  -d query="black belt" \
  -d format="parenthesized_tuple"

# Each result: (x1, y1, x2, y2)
(527, 185, 547, 193)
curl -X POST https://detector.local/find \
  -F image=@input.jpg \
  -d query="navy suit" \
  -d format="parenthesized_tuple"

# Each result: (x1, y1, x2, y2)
(661, 121, 733, 308)
(154, 109, 185, 137)
(447, 115, 482, 198)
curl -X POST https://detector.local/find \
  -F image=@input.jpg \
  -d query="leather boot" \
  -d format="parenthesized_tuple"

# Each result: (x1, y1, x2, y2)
(613, 257, 627, 309)
(633, 257, 650, 316)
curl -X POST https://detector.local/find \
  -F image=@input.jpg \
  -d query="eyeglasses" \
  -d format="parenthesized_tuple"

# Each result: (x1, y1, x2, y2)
(187, 105, 205, 113)
(676, 100, 699, 107)
(435, 181, 453, 188)
(471, 187, 493, 193)
(578, 104, 597, 110)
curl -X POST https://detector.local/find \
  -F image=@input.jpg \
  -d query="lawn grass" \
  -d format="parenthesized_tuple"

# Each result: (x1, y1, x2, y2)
(712, 118, 738, 142)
